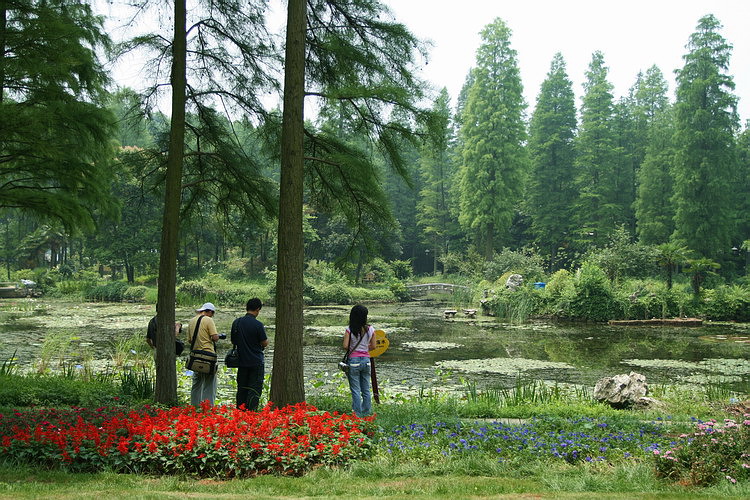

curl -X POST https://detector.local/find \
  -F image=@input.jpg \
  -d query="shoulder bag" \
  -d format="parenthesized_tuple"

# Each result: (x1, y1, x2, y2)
(224, 318, 240, 368)
(338, 327, 367, 373)
(186, 316, 218, 374)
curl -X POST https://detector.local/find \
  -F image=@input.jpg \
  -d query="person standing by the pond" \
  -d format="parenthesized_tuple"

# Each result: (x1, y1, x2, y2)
(230, 298, 269, 411)
(343, 304, 377, 417)
(187, 302, 221, 406)
(145, 304, 184, 355)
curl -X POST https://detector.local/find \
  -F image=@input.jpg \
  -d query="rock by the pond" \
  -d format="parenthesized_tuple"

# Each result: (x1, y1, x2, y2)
(505, 274, 523, 291)
(633, 396, 667, 411)
(593, 371, 648, 409)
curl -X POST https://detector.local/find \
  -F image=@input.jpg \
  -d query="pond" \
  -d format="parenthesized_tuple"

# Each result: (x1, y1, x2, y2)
(1, 298, 749, 403)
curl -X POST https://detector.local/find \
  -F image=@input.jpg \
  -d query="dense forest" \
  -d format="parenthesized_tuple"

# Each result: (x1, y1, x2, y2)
(1, 2, 748, 284)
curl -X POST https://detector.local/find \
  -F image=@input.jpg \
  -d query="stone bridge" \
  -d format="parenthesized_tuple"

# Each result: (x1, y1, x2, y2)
(406, 283, 471, 296)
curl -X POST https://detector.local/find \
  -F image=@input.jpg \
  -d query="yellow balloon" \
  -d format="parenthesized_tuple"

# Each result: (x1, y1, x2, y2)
(369, 329, 389, 358)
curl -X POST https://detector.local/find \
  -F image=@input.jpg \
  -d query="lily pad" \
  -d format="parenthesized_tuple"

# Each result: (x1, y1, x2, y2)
(436, 357, 575, 374)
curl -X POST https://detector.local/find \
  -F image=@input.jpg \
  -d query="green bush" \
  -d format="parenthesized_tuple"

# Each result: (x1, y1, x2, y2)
(305, 284, 353, 305)
(654, 417, 750, 486)
(123, 286, 148, 302)
(84, 281, 129, 302)
(585, 227, 659, 282)
(616, 279, 680, 320)
(389, 280, 411, 302)
(177, 280, 208, 301)
(702, 284, 750, 321)
(482, 248, 545, 283)
(568, 263, 621, 322)
(481, 286, 540, 323)
(0, 373, 130, 407)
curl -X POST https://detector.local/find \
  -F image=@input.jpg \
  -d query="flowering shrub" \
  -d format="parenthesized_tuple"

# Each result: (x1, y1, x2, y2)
(382, 416, 677, 464)
(0, 403, 374, 477)
(654, 416, 750, 486)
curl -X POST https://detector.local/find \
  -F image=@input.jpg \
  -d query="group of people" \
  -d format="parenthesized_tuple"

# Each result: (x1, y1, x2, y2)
(146, 301, 377, 417)
(146, 298, 268, 411)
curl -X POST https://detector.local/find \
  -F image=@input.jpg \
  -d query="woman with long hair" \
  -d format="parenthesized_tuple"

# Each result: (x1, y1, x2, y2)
(343, 304, 377, 416)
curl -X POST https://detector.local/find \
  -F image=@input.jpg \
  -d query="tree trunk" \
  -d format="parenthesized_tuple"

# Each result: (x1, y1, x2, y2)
(154, 0, 187, 406)
(270, 0, 306, 407)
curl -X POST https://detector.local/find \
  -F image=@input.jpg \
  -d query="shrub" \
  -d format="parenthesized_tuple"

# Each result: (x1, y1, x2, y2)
(84, 281, 129, 302)
(702, 285, 750, 322)
(177, 280, 208, 302)
(123, 286, 148, 302)
(482, 248, 545, 283)
(0, 373, 128, 407)
(654, 417, 750, 486)
(363, 258, 395, 283)
(389, 280, 411, 302)
(568, 263, 621, 322)
(390, 260, 413, 281)
(585, 227, 659, 282)
(616, 279, 680, 320)
(305, 284, 353, 305)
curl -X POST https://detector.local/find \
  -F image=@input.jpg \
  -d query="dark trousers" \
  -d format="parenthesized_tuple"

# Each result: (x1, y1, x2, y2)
(236, 365, 264, 411)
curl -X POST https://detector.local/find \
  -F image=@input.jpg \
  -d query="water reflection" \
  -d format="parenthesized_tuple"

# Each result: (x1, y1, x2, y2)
(1, 299, 748, 396)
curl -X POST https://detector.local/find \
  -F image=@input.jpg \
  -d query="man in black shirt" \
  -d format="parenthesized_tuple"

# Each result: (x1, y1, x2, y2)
(230, 298, 269, 411)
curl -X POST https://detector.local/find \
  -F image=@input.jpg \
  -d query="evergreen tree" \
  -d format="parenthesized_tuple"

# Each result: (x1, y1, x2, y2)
(457, 18, 527, 259)
(0, 0, 116, 230)
(573, 51, 622, 247)
(417, 88, 456, 273)
(672, 14, 739, 261)
(635, 113, 676, 245)
(526, 53, 577, 266)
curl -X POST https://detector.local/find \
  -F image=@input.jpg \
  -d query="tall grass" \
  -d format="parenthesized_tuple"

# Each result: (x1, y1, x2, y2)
(36, 330, 74, 373)
(462, 375, 590, 408)
(0, 350, 18, 376)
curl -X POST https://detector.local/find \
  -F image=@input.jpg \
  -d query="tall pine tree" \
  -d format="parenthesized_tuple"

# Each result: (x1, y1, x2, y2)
(572, 51, 622, 247)
(526, 53, 577, 265)
(672, 14, 739, 261)
(634, 66, 675, 245)
(457, 18, 527, 259)
(417, 88, 456, 273)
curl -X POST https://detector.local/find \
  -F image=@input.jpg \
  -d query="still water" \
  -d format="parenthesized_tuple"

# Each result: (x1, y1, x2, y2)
(1, 299, 748, 399)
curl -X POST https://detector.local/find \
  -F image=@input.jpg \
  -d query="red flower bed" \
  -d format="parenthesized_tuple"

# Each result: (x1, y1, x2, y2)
(0, 403, 374, 477)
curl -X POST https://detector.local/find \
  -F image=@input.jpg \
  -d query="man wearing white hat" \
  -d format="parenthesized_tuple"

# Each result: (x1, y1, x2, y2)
(187, 302, 220, 406)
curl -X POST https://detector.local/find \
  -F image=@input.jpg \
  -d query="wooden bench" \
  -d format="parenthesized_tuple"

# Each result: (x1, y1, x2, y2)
(462, 308, 477, 318)
(443, 309, 457, 319)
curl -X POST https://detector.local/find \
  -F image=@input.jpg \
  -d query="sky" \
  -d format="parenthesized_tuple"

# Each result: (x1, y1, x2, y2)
(382, 0, 750, 123)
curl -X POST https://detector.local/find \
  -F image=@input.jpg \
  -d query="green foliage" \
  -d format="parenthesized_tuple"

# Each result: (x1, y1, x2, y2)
(482, 248, 545, 282)
(123, 286, 148, 302)
(0, 373, 128, 407)
(120, 366, 154, 400)
(672, 15, 739, 261)
(615, 279, 680, 320)
(457, 18, 528, 257)
(702, 284, 750, 321)
(526, 53, 578, 259)
(481, 286, 540, 323)
(390, 260, 413, 281)
(654, 418, 750, 486)
(573, 51, 623, 247)
(569, 263, 621, 322)
(388, 280, 411, 303)
(0, 0, 118, 231)
(585, 227, 659, 283)
(84, 281, 129, 302)
(684, 257, 721, 297)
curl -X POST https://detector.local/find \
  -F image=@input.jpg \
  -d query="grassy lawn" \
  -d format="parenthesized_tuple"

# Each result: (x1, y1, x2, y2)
(2, 461, 749, 499)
